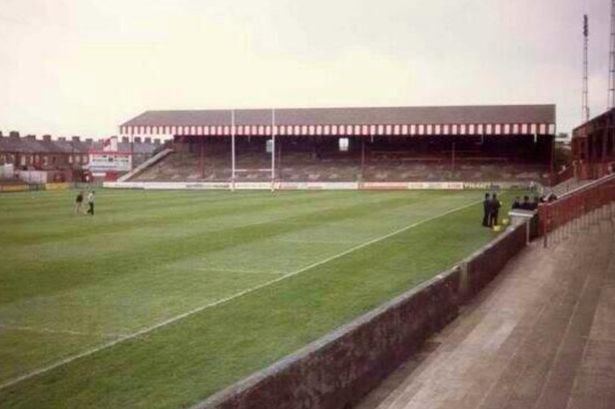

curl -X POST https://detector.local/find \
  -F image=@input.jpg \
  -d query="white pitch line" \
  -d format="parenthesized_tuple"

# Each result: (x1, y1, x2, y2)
(197, 267, 282, 275)
(275, 239, 359, 245)
(0, 324, 125, 339)
(0, 198, 480, 391)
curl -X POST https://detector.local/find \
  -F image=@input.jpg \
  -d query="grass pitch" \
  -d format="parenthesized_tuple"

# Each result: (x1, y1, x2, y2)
(0, 189, 510, 408)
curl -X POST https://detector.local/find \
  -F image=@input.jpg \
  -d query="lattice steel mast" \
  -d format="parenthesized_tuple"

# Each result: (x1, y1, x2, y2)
(583, 14, 590, 122)
(608, 0, 615, 109)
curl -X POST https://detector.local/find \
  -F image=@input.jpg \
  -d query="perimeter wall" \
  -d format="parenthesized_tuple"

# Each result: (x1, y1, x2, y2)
(104, 181, 534, 191)
(193, 222, 529, 409)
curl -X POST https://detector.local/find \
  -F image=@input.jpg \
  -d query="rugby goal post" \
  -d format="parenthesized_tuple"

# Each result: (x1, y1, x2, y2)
(229, 108, 277, 192)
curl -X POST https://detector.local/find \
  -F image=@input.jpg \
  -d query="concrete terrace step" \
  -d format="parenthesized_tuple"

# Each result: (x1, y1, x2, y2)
(131, 152, 549, 183)
(550, 178, 594, 198)
(356, 220, 615, 409)
(120, 148, 173, 182)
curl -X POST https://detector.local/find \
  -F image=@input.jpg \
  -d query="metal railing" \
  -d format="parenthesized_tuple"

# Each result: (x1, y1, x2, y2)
(538, 173, 615, 247)
(551, 164, 575, 186)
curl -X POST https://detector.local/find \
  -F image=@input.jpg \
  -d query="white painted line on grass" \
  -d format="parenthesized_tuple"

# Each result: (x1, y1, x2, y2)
(198, 267, 283, 275)
(275, 239, 358, 245)
(0, 198, 480, 390)
(0, 324, 125, 339)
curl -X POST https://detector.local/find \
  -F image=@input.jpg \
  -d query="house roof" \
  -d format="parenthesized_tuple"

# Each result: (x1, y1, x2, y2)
(0, 137, 46, 153)
(572, 107, 615, 139)
(89, 141, 158, 154)
(0, 136, 157, 155)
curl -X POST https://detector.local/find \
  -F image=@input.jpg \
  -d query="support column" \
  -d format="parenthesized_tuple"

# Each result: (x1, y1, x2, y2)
(130, 134, 134, 171)
(360, 137, 366, 182)
(271, 108, 276, 191)
(451, 141, 456, 173)
(231, 110, 236, 191)
(278, 138, 282, 181)
(199, 138, 205, 179)
(179, 135, 184, 162)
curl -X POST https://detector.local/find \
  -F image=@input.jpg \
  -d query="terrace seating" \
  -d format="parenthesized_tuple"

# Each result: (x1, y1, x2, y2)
(131, 150, 550, 184)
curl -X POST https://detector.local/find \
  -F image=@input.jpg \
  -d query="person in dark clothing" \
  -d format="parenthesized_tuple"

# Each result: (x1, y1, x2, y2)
(511, 196, 521, 210)
(482, 193, 491, 227)
(490, 193, 501, 227)
(86, 191, 95, 215)
(74, 191, 84, 214)
(520, 195, 531, 210)
(530, 196, 540, 210)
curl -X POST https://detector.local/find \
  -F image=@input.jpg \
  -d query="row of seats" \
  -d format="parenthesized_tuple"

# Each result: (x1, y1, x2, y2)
(133, 151, 549, 183)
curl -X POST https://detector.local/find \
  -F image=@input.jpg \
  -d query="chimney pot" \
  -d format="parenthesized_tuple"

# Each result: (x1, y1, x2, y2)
(9, 131, 20, 138)
(43, 135, 52, 142)
(72, 136, 80, 142)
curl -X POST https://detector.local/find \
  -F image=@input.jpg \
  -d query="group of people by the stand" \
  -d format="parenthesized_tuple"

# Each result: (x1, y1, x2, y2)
(483, 192, 559, 228)
(511, 192, 558, 211)
(74, 190, 95, 215)
(511, 195, 540, 211)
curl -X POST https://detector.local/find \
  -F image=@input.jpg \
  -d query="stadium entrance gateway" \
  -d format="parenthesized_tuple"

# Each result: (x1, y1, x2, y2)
(118, 105, 557, 189)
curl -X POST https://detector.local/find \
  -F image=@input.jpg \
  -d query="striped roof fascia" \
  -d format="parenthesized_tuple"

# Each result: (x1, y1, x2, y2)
(121, 104, 556, 128)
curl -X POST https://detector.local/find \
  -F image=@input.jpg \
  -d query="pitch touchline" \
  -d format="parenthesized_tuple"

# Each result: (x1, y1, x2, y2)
(197, 267, 282, 275)
(0, 324, 125, 338)
(0, 199, 480, 390)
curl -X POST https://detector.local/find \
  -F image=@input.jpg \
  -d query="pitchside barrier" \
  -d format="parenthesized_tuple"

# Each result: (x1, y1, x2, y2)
(0, 182, 103, 193)
(103, 181, 535, 191)
(0, 184, 31, 192)
(44, 182, 71, 191)
(538, 173, 615, 247)
(0, 183, 47, 192)
(192, 222, 532, 409)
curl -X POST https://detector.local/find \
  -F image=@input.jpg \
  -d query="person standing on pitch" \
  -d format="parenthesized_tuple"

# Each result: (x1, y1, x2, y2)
(86, 191, 95, 215)
(74, 191, 84, 214)
(482, 193, 491, 227)
(490, 193, 501, 227)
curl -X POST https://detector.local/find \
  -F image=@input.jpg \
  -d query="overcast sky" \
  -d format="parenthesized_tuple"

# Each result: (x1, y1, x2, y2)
(0, 0, 611, 139)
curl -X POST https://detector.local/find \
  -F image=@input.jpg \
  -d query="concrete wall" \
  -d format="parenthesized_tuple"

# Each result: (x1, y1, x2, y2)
(194, 223, 528, 409)
(462, 224, 527, 299)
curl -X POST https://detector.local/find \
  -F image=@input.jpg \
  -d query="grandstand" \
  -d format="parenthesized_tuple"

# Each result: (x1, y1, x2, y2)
(571, 107, 615, 179)
(119, 104, 557, 187)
